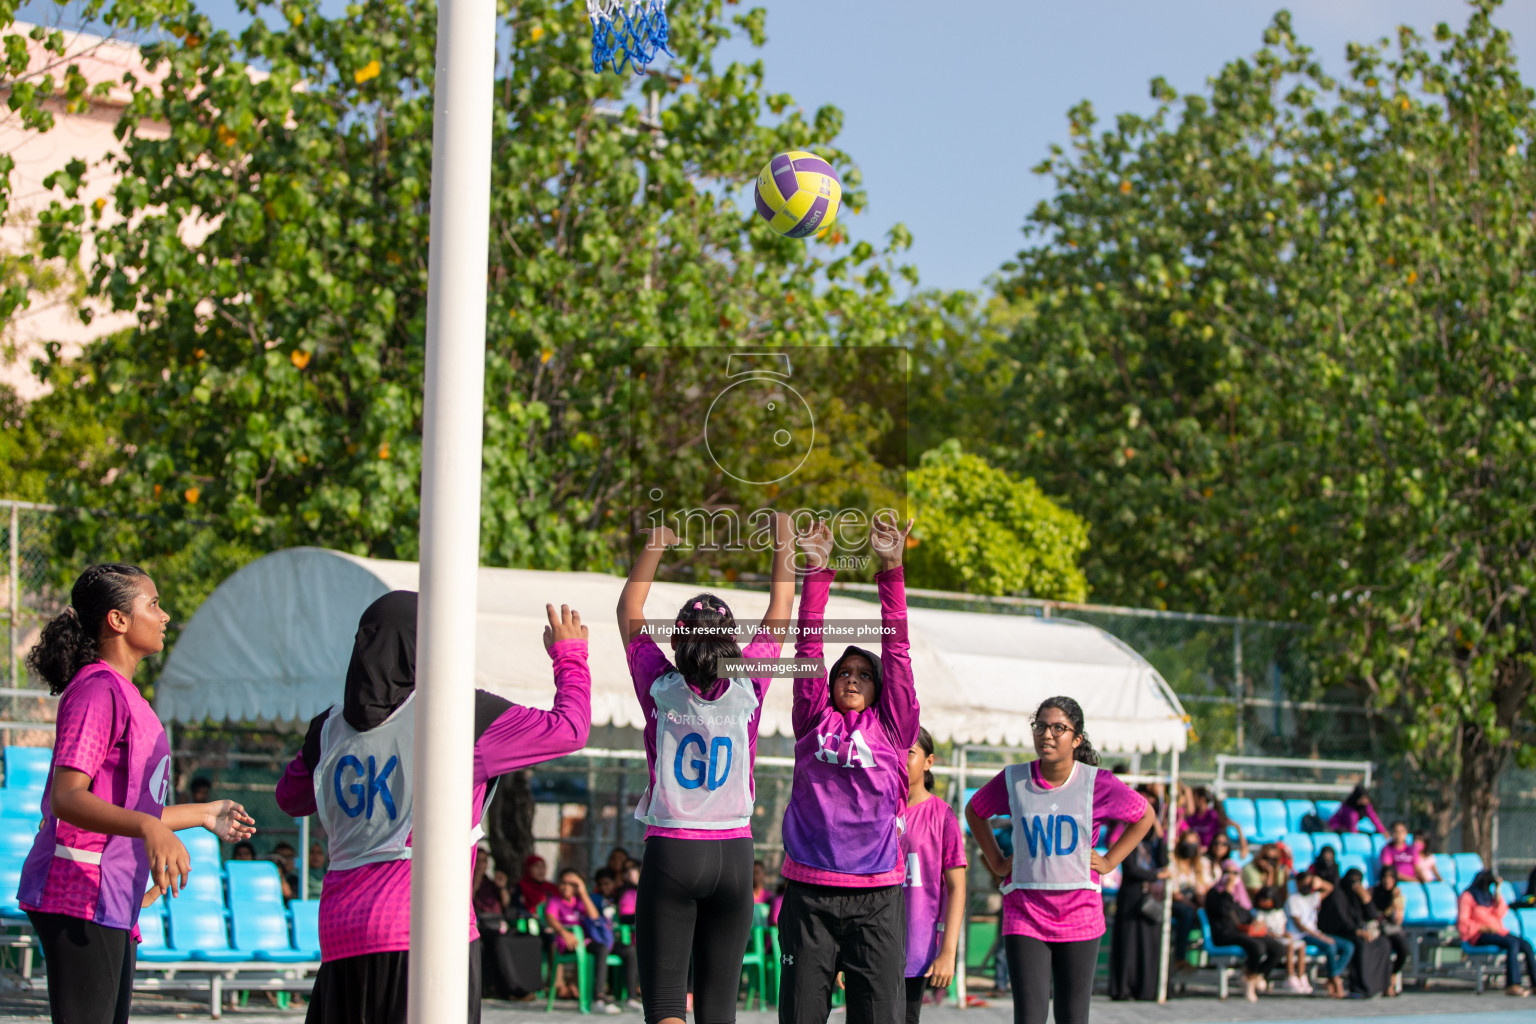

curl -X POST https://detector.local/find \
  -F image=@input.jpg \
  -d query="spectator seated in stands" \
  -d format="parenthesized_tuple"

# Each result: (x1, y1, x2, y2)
(1326, 784, 1386, 834)
(1286, 871, 1350, 999)
(545, 868, 622, 1012)
(306, 841, 327, 897)
(269, 841, 299, 902)
(1310, 844, 1341, 887)
(1206, 834, 1250, 907)
(189, 776, 213, 803)
(518, 855, 560, 914)
(592, 868, 639, 1007)
(1252, 885, 1308, 994)
(1370, 865, 1410, 996)
(1242, 844, 1285, 898)
(1320, 867, 1391, 998)
(1169, 829, 1212, 967)
(618, 859, 641, 926)
(1414, 835, 1444, 884)
(231, 841, 257, 861)
(1205, 860, 1286, 1003)
(1183, 786, 1246, 853)
(1380, 822, 1418, 881)
(1458, 869, 1535, 997)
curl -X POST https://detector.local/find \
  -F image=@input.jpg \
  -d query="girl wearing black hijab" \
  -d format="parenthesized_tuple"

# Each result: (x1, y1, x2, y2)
(1318, 867, 1391, 996)
(275, 593, 594, 1024)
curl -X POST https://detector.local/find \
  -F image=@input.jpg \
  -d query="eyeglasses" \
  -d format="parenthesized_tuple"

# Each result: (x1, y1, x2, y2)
(1031, 721, 1076, 738)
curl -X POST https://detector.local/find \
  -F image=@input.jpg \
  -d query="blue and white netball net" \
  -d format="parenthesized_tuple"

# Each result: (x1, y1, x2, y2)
(586, 0, 673, 74)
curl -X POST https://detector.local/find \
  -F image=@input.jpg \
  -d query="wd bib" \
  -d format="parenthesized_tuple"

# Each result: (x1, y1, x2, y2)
(635, 672, 758, 830)
(1002, 761, 1099, 893)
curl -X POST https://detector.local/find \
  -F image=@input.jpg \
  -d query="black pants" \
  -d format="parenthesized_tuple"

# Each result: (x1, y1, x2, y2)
(777, 881, 905, 1024)
(904, 975, 929, 1024)
(1473, 931, 1536, 988)
(306, 941, 482, 1024)
(635, 836, 755, 1024)
(1385, 930, 1411, 977)
(1212, 929, 1284, 977)
(610, 935, 639, 1000)
(1169, 900, 1197, 961)
(1004, 934, 1100, 1024)
(29, 910, 135, 1024)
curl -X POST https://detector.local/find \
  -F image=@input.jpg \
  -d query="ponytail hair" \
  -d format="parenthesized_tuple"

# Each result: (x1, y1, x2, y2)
(915, 725, 936, 793)
(26, 563, 150, 695)
(1033, 695, 1100, 766)
(673, 593, 743, 689)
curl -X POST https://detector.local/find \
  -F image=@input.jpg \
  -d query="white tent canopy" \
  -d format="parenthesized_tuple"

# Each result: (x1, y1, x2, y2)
(157, 547, 1188, 753)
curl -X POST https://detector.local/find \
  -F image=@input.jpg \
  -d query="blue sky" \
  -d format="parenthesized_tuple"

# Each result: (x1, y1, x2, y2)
(19, 0, 1536, 292)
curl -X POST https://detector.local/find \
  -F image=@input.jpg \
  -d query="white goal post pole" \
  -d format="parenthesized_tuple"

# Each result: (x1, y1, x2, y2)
(407, 0, 496, 1016)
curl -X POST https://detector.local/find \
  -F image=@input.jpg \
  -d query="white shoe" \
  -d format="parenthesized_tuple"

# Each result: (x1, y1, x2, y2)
(596, 1000, 622, 1014)
(626, 999, 645, 1011)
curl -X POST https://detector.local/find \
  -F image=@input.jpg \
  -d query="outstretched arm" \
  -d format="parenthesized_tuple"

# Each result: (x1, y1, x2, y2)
(758, 512, 796, 640)
(617, 526, 677, 644)
(791, 520, 836, 736)
(870, 513, 918, 746)
(479, 605, 594, 781)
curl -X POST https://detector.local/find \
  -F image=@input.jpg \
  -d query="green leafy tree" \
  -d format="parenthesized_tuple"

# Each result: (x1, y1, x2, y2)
(38, 0, 919, 575)
(906, 440, 1088, 600)
(974, 0, 1534, 857)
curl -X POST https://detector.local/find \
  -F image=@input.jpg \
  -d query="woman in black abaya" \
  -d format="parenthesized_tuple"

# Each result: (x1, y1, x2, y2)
(1109, 831, 1167, 1000)
(1319, 867, 1391, 997)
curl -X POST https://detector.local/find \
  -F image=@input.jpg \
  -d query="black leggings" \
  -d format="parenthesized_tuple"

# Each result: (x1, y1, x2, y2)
(1385, 930, 1411, 977)
(635, 836, 755, 1024)
(1212, 929, 1285, 977)
(905, 975, 929, 1024)
(1004, 934, 1100, 1024)
(28, 911, 136, 1024)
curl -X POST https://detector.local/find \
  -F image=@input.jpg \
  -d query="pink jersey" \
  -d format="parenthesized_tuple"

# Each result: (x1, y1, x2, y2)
(1381, 839, 1419, 880)
(626, 629, 780, 841)
(970, 762, 1148, 942)
(546, 892, 584, 951)
(900, 794, 967, 977)
(275, 638, 591, 961)
(18, 662, 171, 933)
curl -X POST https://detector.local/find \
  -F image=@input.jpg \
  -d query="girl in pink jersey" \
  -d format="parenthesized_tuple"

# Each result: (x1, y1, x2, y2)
(20, 564, 256, 1024)
(616, 513, 795, 1024)
(965, 697, 1155, 1024)
(778, 512, 918, 1024)
(275, 594, 592, 1024)
(900, 726, 966, 1024)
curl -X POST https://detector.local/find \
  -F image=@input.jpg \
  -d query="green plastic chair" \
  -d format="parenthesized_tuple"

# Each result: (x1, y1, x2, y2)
(546, 939, 595, 1014)
(741, 906, 770, 1009)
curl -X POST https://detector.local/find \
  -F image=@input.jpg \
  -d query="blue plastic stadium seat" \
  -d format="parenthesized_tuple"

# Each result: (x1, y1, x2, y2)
(1438, 858, 1460, 890)
(174, 861, 226, 906)
(0, 854, 24, 919)
(1311, 833, 1342, 859)
(0, 825, 35, 861)
(1315, 799, 1341, 823)
(1254, 799, 1288, 841)
(1358, 817, 1378, 833)
(291, 900, 321, 959)
(1423, 882, 1458, 926)
(166, 899, 245, 962)
(137, 904, 181, 963)
(0, 790, 41, 819)
(1281, 832, 1314, 863)
(231, 902, 313, 963)
(1223, 799, 1258, 838)
(1516, 908, 1536, 940)
(1499, 881, 1520, 906)
(1338, 852, 1373, 885)
(1284, 799, 1316, 833)
(1370, 833, 1388, 857)
(176, 827, 221, 869)
(1197, 908, 1249, 961)
(225, 860, 286, 906)
(3, 747, 52, 793)
(1341, 833, 1373, 856)
(1400, 882, 1431, 926)
(1452, 852, 1485, 884)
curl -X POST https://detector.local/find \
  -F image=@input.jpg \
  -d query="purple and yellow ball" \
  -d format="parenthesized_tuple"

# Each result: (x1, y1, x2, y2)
(753, 151, 842, 239)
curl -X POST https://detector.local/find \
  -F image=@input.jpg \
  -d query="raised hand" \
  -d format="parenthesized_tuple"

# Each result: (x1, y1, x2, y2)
(869, 511, 915, 570)
(795, 518, 834, 572)
(544, 604, 589, 651)
(647, 525, 680, 549)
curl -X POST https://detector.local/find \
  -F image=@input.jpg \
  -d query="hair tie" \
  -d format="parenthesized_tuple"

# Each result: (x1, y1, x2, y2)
(693, 601, 704, 610)
(675, 620, 684, 629)
(62, 606, 79, 620)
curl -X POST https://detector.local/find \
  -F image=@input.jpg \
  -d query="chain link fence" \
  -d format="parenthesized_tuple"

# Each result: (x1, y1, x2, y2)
(3, 500, 1530, 875)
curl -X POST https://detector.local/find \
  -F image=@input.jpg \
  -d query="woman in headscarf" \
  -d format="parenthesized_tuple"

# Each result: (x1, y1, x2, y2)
(1318, 867, 1391, 996)
(275, 593, 594, 1024)
(1369, 865, 1410, 995)
(517, 854, 560, 914)
(1458, 870, 1534, 997)
(1203, 860, 1285, 1002)
(1309, 844, 1340, 886)
(1108, 821, 1165, 1002)
(1325, 784, 1386, 834)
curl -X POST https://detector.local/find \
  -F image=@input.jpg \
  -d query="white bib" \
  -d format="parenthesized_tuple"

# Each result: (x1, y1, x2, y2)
(1001, 762, 1099, 893)
(634, 672, 758, 830)
(315, 696, 417, 872)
